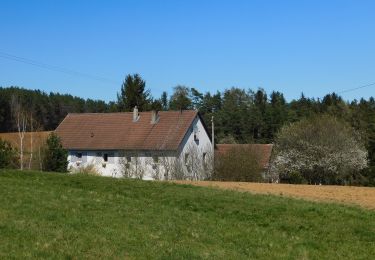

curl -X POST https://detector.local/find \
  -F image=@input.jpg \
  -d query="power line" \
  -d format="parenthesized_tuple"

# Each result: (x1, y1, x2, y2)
(1, 50, 374, 96)
(0, 51, 120, 85)
(336, 82, 375, 94)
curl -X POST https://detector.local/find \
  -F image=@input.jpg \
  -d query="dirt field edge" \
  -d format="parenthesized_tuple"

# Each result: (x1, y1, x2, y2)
(172, 181, 375, 210)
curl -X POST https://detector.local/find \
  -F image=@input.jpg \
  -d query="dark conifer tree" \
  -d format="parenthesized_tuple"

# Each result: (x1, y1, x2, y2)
(160, 91, 169, 110)
(43, 133, 68, 172)
(117, 74, 151, 111)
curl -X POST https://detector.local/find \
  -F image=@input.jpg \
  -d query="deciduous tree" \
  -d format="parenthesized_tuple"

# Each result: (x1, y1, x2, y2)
(169, 85, 192, 110)
(271, 115, 368, 184)
(0, 139, 18, 169)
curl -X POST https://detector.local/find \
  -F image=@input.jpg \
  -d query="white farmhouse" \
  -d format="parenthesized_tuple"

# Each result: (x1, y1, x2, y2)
(55, 107, 212, 180)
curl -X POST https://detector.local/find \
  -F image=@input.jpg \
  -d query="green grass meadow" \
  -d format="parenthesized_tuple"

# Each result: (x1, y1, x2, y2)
(0, 170, 374, 259)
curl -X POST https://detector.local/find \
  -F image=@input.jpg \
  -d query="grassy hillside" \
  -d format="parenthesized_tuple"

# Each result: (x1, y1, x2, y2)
(0, 170, 374, 259)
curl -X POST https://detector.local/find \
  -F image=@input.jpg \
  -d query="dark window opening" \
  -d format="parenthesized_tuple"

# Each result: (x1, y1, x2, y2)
(77, 153, 82, 159)
(193, 126, 199, 141)
(103, 153, 108, 162)
(153, 156, 159, 163)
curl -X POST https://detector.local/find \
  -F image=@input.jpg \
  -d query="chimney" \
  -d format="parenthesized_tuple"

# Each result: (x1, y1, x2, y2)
(133, 106, 139, 122)
(151, 110, 159, 124)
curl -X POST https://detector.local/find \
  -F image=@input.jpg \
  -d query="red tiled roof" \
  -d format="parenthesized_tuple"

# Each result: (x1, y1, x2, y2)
(55, 110, 198, 151)
(216, 144, 273, 169)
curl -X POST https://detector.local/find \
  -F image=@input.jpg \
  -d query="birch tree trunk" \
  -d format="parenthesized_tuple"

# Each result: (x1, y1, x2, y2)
(11, 95, 27, 170)
(17, 112, 27, 170)
(28, 114, 34, 170)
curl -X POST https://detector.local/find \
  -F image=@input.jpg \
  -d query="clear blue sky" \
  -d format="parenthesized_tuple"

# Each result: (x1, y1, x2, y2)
(1, 0, 375, 102)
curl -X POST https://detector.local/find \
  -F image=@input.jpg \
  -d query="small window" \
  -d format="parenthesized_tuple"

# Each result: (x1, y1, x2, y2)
(103, 153, 108, 162)
(77, 153, 82, 159)
(95, 152, 103, 163)
(153, 156, 159, 163)
(193, 126, 199, 141)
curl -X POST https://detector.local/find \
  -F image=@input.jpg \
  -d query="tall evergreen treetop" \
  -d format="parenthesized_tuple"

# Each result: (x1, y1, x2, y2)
(160, 91, 169, 111)
(117, 74, 151, 111)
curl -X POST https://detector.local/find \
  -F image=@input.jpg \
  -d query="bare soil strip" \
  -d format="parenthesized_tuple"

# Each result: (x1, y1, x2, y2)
(173, 181, 375, 210)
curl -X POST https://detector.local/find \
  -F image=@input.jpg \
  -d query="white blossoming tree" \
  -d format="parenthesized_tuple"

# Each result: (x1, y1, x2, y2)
(271, 115, 368, 184)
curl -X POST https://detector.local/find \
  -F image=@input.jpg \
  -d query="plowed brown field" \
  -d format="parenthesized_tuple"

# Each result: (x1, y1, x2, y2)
(0, 131, 51, 151)
(173, 181, 375, 210)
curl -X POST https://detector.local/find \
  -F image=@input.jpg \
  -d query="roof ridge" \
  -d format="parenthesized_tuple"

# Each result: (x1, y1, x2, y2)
(67, 110, 197, 116)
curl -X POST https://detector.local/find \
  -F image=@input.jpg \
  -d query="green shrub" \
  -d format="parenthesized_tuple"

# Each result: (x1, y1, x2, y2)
(280, 171, 307, 184)
(213, 146, 263, 182)
(0, 138, 18, 169)
(42, 133, 68, 172)
(358, 166, 375, 186)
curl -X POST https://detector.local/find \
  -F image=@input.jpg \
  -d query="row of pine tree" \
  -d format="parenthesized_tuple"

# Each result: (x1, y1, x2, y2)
(1, 74, 374, 166)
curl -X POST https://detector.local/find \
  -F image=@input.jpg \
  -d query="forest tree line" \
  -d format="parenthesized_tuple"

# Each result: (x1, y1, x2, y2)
(1, 74, 375, 169)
